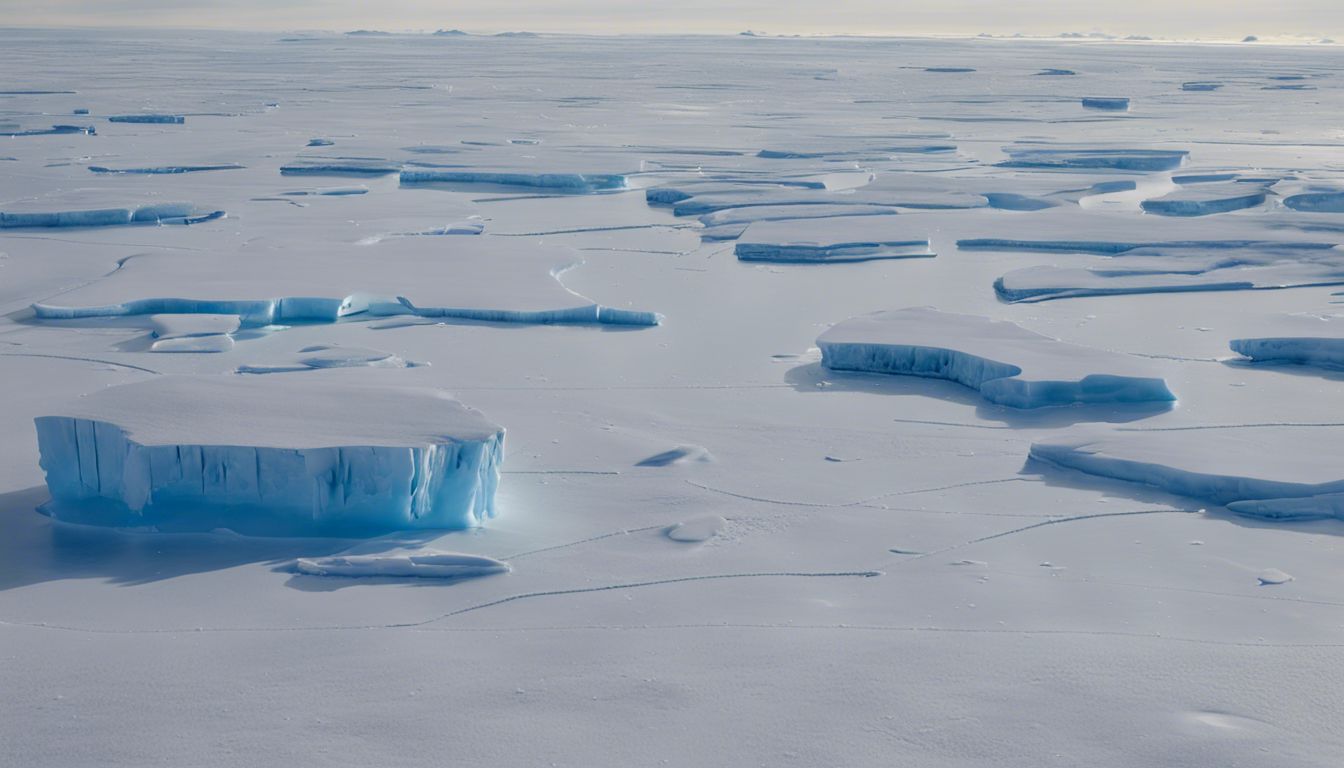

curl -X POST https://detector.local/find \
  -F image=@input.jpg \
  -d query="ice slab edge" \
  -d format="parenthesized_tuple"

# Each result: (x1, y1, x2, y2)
(33, 295, 661, 328)
(34, 381, 506, 534)
(817, 308, 1174, 409)
(1030, 435, 1344, 521)
(400, 170, 627, 192)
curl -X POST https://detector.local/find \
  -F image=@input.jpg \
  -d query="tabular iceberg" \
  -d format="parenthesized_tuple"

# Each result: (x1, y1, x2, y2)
(816, 308, 1175, 409)
(34, 377, 506, 535)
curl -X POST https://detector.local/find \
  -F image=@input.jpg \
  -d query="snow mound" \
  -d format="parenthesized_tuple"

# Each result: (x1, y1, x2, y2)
(295, 550, 510, 579)
(817, 308, 1174, 409)
(1031, 428, 1344, 520)
(735, 217, 932, 262)
(34, 376, 506, 535)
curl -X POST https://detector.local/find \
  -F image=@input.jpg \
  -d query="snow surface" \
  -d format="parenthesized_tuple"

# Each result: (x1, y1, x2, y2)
(2, 28, 1344, 768)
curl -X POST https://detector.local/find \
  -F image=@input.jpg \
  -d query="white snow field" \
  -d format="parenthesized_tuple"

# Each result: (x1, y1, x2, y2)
(2, 28, 1343, 768)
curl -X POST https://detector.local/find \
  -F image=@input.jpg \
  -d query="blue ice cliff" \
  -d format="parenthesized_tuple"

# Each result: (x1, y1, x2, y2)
(34, 377, 505, 536)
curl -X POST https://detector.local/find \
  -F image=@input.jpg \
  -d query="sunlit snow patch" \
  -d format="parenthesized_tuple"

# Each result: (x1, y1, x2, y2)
(817, 307, 1174, 409)
(665, 515, 728, 543)
(34, 376, 505, 535)
(238, 345, 422, 373)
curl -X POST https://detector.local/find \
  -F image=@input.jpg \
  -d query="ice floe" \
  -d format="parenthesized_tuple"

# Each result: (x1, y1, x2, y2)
(735, 216, 932, 262)
(817, 307, 1175, 408)
(1031, 427, 1344, 520)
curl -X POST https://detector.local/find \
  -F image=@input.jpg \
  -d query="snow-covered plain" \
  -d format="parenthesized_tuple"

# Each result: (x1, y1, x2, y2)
(2, 28, 1343, 767)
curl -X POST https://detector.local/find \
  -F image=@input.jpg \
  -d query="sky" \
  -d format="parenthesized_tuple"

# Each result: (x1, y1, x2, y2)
(2, 0, 1341, 40)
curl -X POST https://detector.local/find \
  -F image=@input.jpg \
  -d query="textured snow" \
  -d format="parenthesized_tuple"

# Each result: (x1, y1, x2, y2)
(35, 377, 504, 534)
(818, 308, 1174, 409)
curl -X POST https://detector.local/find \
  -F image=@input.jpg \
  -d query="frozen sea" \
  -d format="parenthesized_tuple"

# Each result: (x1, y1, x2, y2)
(2, 28, 1343, 766)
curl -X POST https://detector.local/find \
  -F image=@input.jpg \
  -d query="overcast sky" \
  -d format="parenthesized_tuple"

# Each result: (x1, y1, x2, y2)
(3, 0, 1341, 39)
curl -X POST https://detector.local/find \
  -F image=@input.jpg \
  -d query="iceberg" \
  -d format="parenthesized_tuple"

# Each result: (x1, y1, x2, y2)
(998, 146, 1188, 171)
(148, 313, 240, 353)
(817, 307, 1175, 409)
(1140, 183, 1267, 216)
(89, 164, 243, 174)
(32, 238, 662, 328)
(0, 203, 222, 229)
(1031, 428, 1344, 520)
(1229, 313, 1344, 369)
(281, 158, 401, 176)
(735, 216, 932, 262)
(107, 114, 185, 124)
(399, 170, 627, 192)
(1284, 191, 1344, 212)
(0, 124, 95, 137)
(1081, 97, 1130, 110)
(994, 247, 1344, 302)
(34, 376, 506, 535)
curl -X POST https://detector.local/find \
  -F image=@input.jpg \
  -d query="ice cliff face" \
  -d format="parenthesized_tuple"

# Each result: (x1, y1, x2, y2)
(34, 377, 505, 535)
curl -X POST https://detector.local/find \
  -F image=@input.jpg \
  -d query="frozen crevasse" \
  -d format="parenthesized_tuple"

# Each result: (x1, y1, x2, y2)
(816, 307, 1175, 409)
(34, 376, 506, 535)
(1030, 428, 1344, 520)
